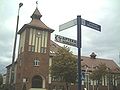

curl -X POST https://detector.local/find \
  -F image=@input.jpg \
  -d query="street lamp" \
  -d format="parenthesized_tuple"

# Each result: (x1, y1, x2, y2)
(10, 2, 23, 90)
(12, 2, 23, 64)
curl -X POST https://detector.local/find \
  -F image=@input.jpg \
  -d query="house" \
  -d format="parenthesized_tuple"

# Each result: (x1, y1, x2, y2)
(81, 52, 120, 90)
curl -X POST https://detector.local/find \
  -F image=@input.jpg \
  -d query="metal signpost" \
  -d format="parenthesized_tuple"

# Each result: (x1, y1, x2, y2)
(58, 16, 101, 90)
(77, 16, 82, 90)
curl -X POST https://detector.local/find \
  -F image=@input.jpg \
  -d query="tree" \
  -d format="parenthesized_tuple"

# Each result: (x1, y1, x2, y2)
(89, 63, 108, 90)
(50, 46, 77, 90)
(0, 74, 3, 89)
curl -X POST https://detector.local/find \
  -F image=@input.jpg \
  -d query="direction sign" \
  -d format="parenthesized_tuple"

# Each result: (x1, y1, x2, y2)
(59, 15, 101, 90)
(55, 34, 77, 47)
(59, 18, 101, 32)
(59, 19, 77, 31)
(81, 19, 101, 31)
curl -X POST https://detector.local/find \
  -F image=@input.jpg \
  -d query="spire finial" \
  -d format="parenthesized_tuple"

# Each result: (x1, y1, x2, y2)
(31, 1, 42, 20)
(36, 1, 38, 8)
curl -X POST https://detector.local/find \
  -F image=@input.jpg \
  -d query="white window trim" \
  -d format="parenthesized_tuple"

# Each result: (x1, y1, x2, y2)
(34, 59, 40, 66)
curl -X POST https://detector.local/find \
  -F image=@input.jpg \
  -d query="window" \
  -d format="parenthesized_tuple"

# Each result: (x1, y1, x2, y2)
(29, 29, 48, 53)
(34, 59, 40, 66)
(31, 46, 35, 52)
(59, 86, 64, 90)
(28, 45, 35, 52)
(19, 30, 26, 54)
(40, 47, 46, 53)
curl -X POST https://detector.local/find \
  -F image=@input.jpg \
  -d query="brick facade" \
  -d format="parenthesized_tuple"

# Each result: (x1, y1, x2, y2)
(12, 7, 54, 90)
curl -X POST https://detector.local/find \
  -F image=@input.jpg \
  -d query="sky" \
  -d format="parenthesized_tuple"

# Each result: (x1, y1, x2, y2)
(0, 0, 120, 74)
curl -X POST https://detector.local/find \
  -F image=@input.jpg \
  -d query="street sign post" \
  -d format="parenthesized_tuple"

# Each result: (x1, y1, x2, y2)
(77, 16, 82, 90)
(58, 16, 101, 90)
(55, 34, 77, 47)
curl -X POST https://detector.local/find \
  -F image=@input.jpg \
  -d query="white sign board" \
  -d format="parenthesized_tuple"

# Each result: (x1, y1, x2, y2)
(59, 18, 101, 31)
(55, 34, 77, 47)
(81, 19, 101, 31)
(59, 19, 77, 31)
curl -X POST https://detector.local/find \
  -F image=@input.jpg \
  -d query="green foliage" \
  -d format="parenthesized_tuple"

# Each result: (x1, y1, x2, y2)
(50, 46, 77, 83)
(0, 74, 3, 89)
(0, 74, 3, 86)
(0, 84, 9, 90)
(89, 63, 108, 81)
(0, 74, 9, 90)
(89, 63, 108, 90)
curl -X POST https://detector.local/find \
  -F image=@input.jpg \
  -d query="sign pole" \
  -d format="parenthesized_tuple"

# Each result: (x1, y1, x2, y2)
(59, 15, 101, 90)
(77, 15, 81, 90)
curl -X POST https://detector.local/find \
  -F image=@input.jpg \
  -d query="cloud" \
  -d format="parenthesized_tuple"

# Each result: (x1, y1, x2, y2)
(80, 0, 120, 62)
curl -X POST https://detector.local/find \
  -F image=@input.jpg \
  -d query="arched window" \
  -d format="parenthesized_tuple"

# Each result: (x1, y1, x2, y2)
(32, 75, 43, 88)
(34, 59, 40, 66)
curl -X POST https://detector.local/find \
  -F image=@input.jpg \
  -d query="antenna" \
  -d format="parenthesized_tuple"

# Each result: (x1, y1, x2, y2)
(36, 1, 38, 8)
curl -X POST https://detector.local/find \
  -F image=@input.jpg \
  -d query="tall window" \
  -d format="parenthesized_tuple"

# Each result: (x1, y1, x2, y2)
(18, 30, 26, 54)
(28, 28, 48, 53)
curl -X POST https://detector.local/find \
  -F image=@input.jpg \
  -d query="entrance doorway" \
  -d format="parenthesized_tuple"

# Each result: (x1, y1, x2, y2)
(32, 75, 43, 88)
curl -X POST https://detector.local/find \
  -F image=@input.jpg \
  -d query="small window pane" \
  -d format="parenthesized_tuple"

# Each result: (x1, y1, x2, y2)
(31, 46, 35, 52)
(28, 45, 31, 51)
(34, 60, 40, 66)
(40, 47, 46, 53)
(28, 45, 35, 52)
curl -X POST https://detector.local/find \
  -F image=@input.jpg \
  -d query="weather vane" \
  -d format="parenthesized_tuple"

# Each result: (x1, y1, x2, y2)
(36, 1, 38, 8)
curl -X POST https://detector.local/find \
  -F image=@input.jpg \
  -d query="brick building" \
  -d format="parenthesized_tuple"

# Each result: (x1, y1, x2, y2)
(5, 6, 120, 90)
(6, 6, 54, 90)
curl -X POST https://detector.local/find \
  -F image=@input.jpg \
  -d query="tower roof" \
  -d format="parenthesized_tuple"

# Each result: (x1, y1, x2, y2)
(31, 7, 42, 19)
(18, 7, 54, 34)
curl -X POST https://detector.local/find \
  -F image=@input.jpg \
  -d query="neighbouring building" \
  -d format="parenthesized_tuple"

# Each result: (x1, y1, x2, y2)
(5, 5, 120, 90)
(81, 52, 120, 90)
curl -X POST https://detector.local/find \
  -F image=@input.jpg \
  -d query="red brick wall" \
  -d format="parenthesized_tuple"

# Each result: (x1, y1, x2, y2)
(15, 27, 51, 90)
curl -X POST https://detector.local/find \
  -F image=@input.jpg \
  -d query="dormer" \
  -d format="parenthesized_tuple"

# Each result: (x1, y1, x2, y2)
(90, 52, 97, 59)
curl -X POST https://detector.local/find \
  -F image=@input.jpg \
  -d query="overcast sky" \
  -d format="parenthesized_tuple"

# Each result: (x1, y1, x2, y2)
(0, 0, 120, 74)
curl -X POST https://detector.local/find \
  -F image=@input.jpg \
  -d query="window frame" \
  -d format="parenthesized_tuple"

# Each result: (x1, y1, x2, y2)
(34, 59, 40, 66)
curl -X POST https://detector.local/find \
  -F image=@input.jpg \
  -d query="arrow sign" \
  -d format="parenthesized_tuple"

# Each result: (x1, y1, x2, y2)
(59, 18, 101, 32)
(55, 34, 77, 47)
(59, 16, 101, 90)
(81, 19, 101, 31)
(59, 19, 77, 31)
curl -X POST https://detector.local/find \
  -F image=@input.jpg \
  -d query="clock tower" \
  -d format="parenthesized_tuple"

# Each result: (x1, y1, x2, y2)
(15, 7, 54, 90)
